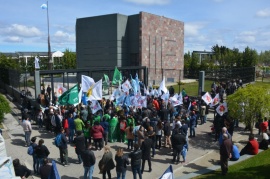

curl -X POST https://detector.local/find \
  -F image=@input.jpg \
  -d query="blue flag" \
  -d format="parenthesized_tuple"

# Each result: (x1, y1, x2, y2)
(49, 160, 60, 179)
(41, 4, 47, 9)
(159, 165, 174, 179)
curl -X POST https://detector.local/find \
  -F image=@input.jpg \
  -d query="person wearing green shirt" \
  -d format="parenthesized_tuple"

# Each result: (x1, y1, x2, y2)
(83, 121, 91, 146)
(74, 115, 85, 133)
(108, 114, 118, 143)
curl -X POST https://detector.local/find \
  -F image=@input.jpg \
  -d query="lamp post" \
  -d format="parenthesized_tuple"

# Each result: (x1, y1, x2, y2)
(178, 69, 182, 93)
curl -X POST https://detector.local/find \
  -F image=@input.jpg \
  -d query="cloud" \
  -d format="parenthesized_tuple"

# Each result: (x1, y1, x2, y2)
(256, 8, 270, 18)
(3, 36, 23, 43)
(52, 30, 75, 43)
(234, 31, 257, 43)
(184, 22, 206, 37)
(0, 24, 42, 37)
(123, 0, 170, 5)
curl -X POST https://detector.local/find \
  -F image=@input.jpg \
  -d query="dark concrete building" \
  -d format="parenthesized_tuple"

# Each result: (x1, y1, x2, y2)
(76, 12, 184, 85)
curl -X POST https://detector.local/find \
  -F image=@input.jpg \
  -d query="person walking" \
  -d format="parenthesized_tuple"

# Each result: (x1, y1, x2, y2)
(29, 137, 38, 174)
(171, 128, 187, 164)
(140, 133, 152, 174)
(74, 131, 85, 164)
(99, 145, 115, 179)
(22, 116, 32, 146)
(115, 148, 130, 179)
(81, 144, 96, 179)
(100, 116, 109, 146)
(129, 144, 142, 179)
(68, 113, 75, 143)
(220, 133, 232, 176)
(35, 139, 50, 174)
(189, 111, 196, 137)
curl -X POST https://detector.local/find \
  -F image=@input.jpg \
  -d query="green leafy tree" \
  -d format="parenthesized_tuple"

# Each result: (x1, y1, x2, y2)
(62, 49, 76, 69)
(242, 47, 258, 67)
(0, 94, 11, 123)
(227, 85, 270, 133)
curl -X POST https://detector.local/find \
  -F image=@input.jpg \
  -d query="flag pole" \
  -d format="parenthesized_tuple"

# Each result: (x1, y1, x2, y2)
(46, 0, 53, 70)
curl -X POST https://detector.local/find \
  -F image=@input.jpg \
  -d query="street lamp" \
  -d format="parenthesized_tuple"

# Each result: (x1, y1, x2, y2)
(41, 1, 52, 70)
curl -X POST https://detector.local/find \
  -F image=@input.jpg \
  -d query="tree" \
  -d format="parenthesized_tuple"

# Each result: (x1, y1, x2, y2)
(0, 94, 11, 123)
(227, 85, 270, 134)
(62, 49, 76, 69)
(242, 47, 258, 67)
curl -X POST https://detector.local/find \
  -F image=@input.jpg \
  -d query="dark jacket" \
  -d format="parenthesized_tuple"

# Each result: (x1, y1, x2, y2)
(14, 165, 31, 178)
(100, 151, 115, 171)
(129, 149, 142, 167)
(141, 138, 152, 160)
(220, 138, 232, 158)
(35, 145, 50, 158)
(74, 134, 85, 155)
(60, 133, 68, 149)
(163, 121, 171, 136)
(115, 155, 130, 172)
(40, 164, 52, 179)
(100, 121, 109, 133)
(81, 149, 96, 167)
(171, 133, 186, 151)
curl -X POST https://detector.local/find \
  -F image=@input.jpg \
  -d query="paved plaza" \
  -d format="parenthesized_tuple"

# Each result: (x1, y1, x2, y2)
(2, 98, 259, 179)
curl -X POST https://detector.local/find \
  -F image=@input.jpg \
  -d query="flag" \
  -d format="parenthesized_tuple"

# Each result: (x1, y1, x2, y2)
(161, 92, 170, 102)
(210, 94, 220, 107)
(78, 88, 82, 104)
(110, 85, 122, 101)
(112, 67, 122, 85)
(41, 3, 47, 9)
(57, 84, 67, 97)
(48, 160, 60, 179)
(81, 92, 87, 105)
(134, 95, 147, 108)
(135, 73, 140, 94)
(158, 77, 168, 95)
(90, 100, 102, 114)
(216, 102, 228, 116)
(116, 94, 125, 106)
(170, 94, 182, 106)
(87, 79, 103, 101)
(81, 75, 95, 92)
(123, 94, 131, 107)
(144, 85, 150, 95)
(130, 74, 138, 94)
(103, 74, 110, 90)
(159, 165, 174, 179)
(58, 84, 79, 105)
(35, 57, 40, 69)
(188, 102, 192, 111)
(121, 80, 132, 93)
(201, 92, 212, 105)
(178, 92, 183, 104)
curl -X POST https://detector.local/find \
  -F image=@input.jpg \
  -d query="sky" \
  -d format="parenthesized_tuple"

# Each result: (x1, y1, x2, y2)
(0, 0, 270, 53)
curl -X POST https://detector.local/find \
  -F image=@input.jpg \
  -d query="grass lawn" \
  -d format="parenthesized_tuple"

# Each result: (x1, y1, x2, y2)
(194, 149, 270, 179)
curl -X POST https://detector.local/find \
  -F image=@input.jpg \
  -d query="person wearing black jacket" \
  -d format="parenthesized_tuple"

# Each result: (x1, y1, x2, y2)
(115, 148, 130, 179)
(29, 137, 38, 174)
(40, 158, 51, 179)
(82, 144, 96, 179)
(171, 129, 187, 164)
(58, 128, 69, 166)
(74, 131, 85, 164)
(13, 158, 31, 178)
(140, 133, 153, 174)
(129, 144, 142, 179)
(163, 120, 172, 148)
(35, 139, 50, 174)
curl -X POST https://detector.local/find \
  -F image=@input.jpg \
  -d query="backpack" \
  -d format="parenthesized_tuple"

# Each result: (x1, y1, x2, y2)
(27, 145, 34, 155)
(55, 134, 62, 147)
(120, 121, 126, 131)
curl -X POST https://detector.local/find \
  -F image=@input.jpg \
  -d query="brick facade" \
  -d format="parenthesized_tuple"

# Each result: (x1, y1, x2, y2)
(139, 12, 184, 85)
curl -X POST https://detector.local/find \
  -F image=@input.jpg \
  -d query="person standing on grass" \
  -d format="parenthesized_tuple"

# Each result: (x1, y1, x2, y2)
(220, 133, 232, 176)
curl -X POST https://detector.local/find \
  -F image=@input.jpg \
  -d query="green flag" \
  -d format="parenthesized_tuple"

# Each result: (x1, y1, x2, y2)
(103, 74, 110, 90)
(112, 67, 122, 85)
(58, 84, 79, 105)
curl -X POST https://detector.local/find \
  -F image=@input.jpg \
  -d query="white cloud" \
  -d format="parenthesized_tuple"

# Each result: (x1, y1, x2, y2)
(52, 30, 75, 43)
(256, 8, 270, 18)
(184, 22, 206, 37)
(0, 24, 42, 37)
(3, 36, 23, 43)
(235, 35, 256, 43)
(123, 0, 170, 5)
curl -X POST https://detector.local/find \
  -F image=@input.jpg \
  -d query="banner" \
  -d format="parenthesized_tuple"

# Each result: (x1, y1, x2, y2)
(210, 93, 220, 107)
(216, 102, 228, 116)
(103, 74, 110, 90)
(87, 79, 102, 101)
(58, 84, 79, 105)
(121, 80, 132, 93)
(81, 75, 95, 92)
(112, 67, 122, 85)
(201, 92, 212, 105)
(90, 100, 102, 114)
(158, 77, 168, 95)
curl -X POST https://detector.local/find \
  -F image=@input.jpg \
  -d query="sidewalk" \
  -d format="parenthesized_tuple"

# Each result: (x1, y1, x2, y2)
(2, 97, 261, 179)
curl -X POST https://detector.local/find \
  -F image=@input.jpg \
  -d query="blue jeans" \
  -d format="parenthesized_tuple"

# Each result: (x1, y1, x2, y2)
(132, 165, 142, 179)
(32, 155, 38, 173)
(37, 157, 44, 174)
(25, 131, 31, 146)
(117, 170, 126, 179)
(84, 165, 94, 179)
(38, 119, 43, 128)
(78, 154, 82, 163)
(69, 129, 75, 143)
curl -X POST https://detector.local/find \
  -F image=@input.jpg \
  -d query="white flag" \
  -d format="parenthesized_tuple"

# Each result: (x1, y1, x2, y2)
(159, 165, 174, 179)
(87, 79, 103, 101)
(144, 85, 150, 95)
(135, 95, 147, 108)
(57, 84, 67, 97)
(202, 92, 212, 105)
(81, 75, 95, 92)
(121, 80, 132, 93)
(90, 100, 102, 114)
(158, 77, 168, 95)
(210, 94, 220, 107)
(216, 102, 228, 116)
(35, 57, 40, 69)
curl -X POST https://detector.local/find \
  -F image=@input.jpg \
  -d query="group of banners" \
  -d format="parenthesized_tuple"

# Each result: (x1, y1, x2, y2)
(201, 92, 228, 116)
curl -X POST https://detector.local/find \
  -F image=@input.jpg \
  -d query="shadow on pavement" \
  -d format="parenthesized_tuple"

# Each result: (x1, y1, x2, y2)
(11, 138, 26, 147)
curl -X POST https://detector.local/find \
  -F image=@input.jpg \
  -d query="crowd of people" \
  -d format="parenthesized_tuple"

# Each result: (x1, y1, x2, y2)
(14, 79, 270, 178)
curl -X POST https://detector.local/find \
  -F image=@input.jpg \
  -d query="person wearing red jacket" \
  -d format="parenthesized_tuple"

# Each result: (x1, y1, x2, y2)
(260, 118, 268, 133)
(152, 97, 160, 111)
(91, 121, 104, 151)
(240, 134, 259, 156)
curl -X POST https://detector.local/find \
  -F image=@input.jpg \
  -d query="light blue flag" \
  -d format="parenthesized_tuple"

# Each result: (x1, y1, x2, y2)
(49, 160, 60, 179)
(41, 4, 47, 9)
(135, 73, 140, 94)
(82, 92, 87, 105)
(124, 95, 131, 107)
(130, 74, 138, 94)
